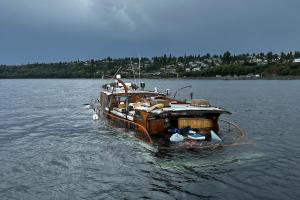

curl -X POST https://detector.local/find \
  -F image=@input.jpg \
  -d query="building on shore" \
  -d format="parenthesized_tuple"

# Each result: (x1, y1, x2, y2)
(293, 58, 300, 63)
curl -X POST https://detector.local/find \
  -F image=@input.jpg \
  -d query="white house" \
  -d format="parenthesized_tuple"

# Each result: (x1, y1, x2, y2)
(185, 68, 191, 72)
(293, 58, 300, 63)
(192, 67, 201, 72)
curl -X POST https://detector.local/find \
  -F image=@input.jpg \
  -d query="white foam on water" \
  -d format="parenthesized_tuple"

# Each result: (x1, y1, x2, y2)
(154, 152, 265, 170)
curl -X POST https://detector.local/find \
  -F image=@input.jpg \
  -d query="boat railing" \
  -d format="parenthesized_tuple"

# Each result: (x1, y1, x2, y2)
(219, 119, 245, 137)
(218, 118, 254, 147)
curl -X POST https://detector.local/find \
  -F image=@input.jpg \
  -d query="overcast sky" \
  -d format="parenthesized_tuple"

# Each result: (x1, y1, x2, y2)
(0, 0, 299, 64)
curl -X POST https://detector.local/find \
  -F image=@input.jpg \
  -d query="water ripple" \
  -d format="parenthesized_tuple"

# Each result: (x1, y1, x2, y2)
(0, 79, 300, 200)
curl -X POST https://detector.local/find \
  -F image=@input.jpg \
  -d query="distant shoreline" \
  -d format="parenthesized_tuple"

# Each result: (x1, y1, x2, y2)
(1, 53, 300, 79)
(1, 76, 300, 80)
(176, 76, 300, 80)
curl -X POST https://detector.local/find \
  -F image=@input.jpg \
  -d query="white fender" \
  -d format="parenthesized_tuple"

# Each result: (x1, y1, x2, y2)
(211, 130, 222, 142)
(170, 133, 184, 142)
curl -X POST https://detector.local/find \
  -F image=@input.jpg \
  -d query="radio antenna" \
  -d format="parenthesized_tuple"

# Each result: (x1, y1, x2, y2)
(138, 55, 141, 87)
(112, 66, 122, 80)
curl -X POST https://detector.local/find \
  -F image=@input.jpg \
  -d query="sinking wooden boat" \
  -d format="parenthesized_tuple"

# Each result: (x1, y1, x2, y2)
(91, 76, 246, 146)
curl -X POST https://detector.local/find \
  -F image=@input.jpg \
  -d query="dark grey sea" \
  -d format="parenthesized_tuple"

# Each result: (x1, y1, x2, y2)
(0, 79, 299, 200)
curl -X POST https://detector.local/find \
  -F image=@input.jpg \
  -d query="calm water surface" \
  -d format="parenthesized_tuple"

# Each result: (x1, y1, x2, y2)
(0, 79, 299, 200)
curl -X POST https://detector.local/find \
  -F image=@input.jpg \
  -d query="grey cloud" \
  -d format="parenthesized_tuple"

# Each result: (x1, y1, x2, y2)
(0, 0, 299, 64)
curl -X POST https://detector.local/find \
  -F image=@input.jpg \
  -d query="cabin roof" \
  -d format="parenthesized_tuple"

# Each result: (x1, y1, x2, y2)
(101, 90, 164, 96)
(135, 103, 230, 114)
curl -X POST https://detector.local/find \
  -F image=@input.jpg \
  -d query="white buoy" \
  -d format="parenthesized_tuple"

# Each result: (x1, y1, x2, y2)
(92, 113, 99, 120)
(170, 133, 184, 142)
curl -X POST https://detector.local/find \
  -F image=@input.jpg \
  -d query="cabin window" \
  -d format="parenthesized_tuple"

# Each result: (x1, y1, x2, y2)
(134, 110, 144, 121)
(101, 93, 109, 106)
(115, 96, 131, 104)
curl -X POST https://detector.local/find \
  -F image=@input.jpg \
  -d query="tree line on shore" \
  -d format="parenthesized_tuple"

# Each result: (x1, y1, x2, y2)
(0, 51, 300, 78)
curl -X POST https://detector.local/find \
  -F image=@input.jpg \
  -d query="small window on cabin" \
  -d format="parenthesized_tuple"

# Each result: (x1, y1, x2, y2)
(105, 95, 109, 104)
(119, 96, 127, 102)
(116, 96, 131, 104)
(101, 94, 109, 105)
(134, 110, 144, 121)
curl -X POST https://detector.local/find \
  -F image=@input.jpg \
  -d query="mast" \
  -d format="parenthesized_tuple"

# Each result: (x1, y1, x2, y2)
(138, 56, 141, 88)
(131, 57, 137, 85)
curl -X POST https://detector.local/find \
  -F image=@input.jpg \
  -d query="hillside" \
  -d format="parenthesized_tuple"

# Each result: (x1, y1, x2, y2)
(1, 51, 300, 78)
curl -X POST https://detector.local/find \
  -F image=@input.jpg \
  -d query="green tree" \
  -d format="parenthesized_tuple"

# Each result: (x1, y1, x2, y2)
(222, 51, 232, 64)
(266, 51, 273, 63)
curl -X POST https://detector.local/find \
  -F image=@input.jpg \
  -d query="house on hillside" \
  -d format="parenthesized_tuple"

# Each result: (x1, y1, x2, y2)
(192, 67, 201, 72)
(177, 62, 184, 67)
(293, 58, 300, 63)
